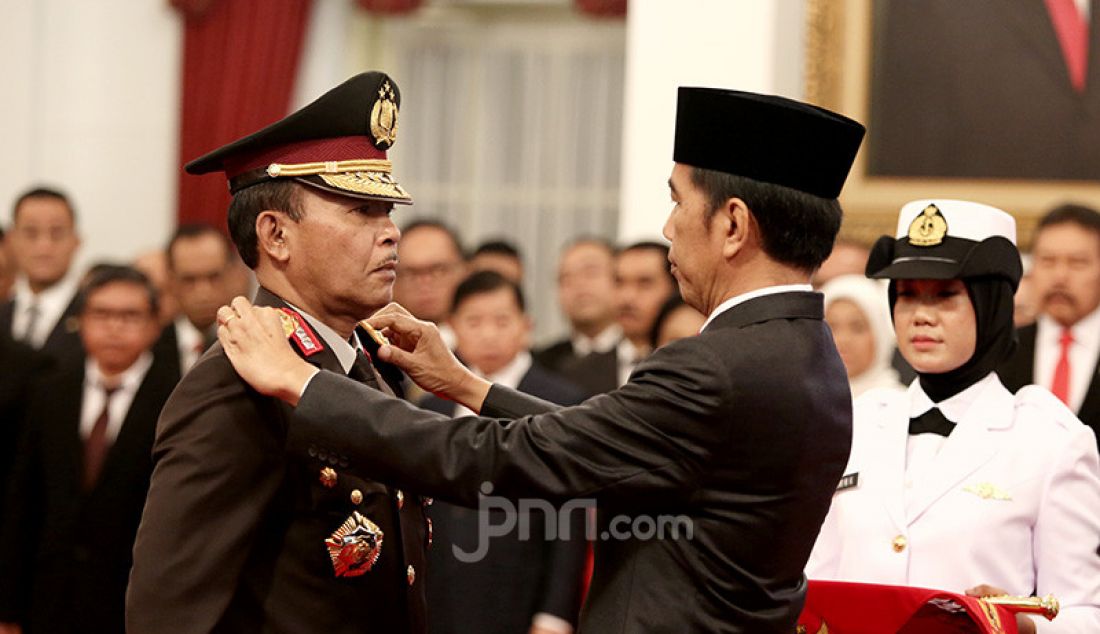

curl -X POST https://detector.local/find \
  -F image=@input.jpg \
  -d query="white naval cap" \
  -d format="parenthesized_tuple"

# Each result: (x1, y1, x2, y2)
(867, 199, 1022, 287)
(893, 199, 1017, 245)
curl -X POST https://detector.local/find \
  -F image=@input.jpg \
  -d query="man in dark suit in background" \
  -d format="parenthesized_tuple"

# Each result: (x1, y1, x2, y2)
(217, 87, 864, 633)
(152, 223, 240, 379)
(612, 241, 677, 385)
(0, 333, 50, 502)
(127, 72, 430, 634)
(998, 203, 1100, 437)
(536, 238, 622, 396)
(0, 266, 174, 634)
(0, 187, 83, 366)
(423, 270, 587, 634)
(870, 0, 1100, 179)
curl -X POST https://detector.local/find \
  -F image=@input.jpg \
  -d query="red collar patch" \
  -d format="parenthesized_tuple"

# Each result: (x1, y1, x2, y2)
(277, 307, 325, 357)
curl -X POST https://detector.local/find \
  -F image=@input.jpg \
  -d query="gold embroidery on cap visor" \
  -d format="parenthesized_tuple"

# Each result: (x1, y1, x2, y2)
(266, 159, 412, 203)
(325, 511, 384, 578)
(907, 203, 948, 247)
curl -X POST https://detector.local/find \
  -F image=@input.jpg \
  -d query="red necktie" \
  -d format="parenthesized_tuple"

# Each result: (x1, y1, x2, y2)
(1051, 328, 1074, 406)
(84, 385, 119, 490)
(1046, 0, 1090, 92)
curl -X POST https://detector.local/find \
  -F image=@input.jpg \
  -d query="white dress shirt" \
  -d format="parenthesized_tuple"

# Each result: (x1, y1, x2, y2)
(80, 352, 155, 443)
(571, 323, 622, 356)
(174, 316, 207, 375)
(10, 272, 80, 348)
(454, 351, 533, 418)
(903, 374, 993, 499)
(1034, 307, 1100, 414)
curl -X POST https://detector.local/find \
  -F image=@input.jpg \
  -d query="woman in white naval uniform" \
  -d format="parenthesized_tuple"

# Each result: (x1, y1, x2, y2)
(806, 200, 1100, 633)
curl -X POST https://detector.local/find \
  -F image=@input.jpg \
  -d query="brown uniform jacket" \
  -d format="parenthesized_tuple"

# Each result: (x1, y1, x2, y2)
(126, 288, 428, 634)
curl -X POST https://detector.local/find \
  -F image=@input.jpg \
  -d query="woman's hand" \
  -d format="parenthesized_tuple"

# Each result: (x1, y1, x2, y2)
(965, 585, 1036, 634)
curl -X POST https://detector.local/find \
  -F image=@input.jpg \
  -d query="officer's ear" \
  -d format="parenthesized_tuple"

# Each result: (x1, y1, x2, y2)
(255, 210, 292, 264)
(717, 197, 754, 261)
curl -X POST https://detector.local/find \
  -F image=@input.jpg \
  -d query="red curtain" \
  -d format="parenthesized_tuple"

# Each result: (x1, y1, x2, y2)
(174, 0, 314, 228)
(356, 0, 422, 15)
(575, 0, 627, 18)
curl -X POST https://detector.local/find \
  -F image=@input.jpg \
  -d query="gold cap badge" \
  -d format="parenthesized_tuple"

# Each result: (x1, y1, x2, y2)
(370, 81, 399, 150)
(907, 204, 948, 247)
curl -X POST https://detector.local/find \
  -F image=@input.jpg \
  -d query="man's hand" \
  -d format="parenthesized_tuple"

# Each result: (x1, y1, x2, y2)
(217, 297, 318, 406)
(965, 585, 1037, 634)
(367, 303, 490, 412)
(0, 622, 23, 634)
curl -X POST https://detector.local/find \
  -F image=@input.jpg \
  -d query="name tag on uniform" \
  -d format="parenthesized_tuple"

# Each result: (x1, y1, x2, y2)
(836, 472, 859, 492)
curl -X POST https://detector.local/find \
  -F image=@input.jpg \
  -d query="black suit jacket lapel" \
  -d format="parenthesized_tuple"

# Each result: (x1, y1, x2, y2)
(996, 324, 1037, 393)
(0, 300, 13, 339)
(97, 355, 177, 490)
(42, 293, 80, 350)
(1000, 0, 1077, 89)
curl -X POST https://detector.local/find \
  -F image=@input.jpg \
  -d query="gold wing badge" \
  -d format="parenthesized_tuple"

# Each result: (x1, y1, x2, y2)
(325, 511, 384, 578)
(370, 81, 399, 150)
(907, 203, 948, 247)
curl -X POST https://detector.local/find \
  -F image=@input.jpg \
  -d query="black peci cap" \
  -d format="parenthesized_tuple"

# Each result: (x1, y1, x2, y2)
(185, 71, 411, 205)
(673, 88, 865, 199)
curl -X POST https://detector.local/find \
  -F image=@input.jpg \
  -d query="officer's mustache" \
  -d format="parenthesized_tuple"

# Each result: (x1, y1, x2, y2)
(374, 253, 399, 269)
(1042, 289, 1076, 307)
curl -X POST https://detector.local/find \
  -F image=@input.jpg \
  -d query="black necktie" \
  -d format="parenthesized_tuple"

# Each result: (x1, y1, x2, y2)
(348, 349, 382, 391)
(908, 407, 956, 437)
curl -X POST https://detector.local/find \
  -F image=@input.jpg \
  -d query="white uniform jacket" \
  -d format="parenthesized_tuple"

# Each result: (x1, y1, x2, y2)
(807, 374, 1100, 633)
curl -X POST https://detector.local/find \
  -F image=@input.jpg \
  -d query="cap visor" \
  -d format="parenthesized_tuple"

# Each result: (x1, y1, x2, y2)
(295, 174, 413, 205)
(868, 258, 961, 280)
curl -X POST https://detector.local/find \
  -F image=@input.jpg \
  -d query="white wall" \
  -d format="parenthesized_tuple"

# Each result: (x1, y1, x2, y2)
(617, 0, 806, 242)
(0, 0, 181, 270)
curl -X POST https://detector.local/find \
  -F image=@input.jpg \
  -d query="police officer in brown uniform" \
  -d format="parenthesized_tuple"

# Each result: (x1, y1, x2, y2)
(126, 72, 429, 634)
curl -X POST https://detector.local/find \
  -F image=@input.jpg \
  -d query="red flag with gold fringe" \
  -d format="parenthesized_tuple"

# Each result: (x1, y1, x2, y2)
(798, 581, 1059, 634)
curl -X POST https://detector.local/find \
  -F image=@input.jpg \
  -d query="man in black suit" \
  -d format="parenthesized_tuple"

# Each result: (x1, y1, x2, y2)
(152, 223, 240, 379)
(0, 187, 83, 366)
(127, 72, 430, 634)
(0, 265, 174, 634)
(423, 270, 587, 634)
(217, 87, 864, 633)
(536, 238, 622, 396)
(613, 241, 677, 385)
(998, 204, 1100, 437)
(0, 333, 50, 501)
(870, 0, 1100, 179)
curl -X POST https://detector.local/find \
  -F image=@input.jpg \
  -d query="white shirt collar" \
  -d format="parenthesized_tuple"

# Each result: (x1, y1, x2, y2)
(1038, 304, 1100, 349)
(84, 350, 155, 393)
(287, 303, 358, 374)
(11, 271, 80, 346)
(907, 372, 999, 423)
(699, 283, 813, 333)
(475, 351, 533, 389)
(571, 323, 622, 356)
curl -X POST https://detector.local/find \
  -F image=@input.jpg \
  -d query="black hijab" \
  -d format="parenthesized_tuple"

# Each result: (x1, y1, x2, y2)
(888, 276, 1017, 403)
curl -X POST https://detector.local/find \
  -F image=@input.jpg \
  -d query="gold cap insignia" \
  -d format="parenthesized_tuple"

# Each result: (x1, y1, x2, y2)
(907, 203, 948, 247)
(325, 511, 384, 578)
(370, 81, 399, 150)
